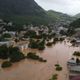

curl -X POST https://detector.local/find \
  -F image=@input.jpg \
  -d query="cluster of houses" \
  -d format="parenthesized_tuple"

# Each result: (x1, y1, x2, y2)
(67, 29, 80, 80)
(0, 19, 15, 46)
(0, 18, 80, 80)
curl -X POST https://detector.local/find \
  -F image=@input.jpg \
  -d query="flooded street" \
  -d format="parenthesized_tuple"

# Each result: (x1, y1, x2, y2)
(0, 41, 80, 80)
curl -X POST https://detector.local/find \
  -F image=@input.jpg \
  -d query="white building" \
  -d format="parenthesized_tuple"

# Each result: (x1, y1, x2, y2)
(67, 59, 80, 79)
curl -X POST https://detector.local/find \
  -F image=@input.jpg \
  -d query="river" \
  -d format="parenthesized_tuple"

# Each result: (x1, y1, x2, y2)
(0, 40, 80, 80)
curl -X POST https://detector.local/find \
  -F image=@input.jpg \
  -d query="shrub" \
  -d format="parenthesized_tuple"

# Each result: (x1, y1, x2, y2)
(0, 45, 25, 62)
(9, 52, 25, 62)
(55, 64, 60, 67)
(70, 39, 76, 43)
(2, 33, 11, 38)
(54, 38, 58, 42)
(56, 66, 62, 71)
(27, 52, 47, 62)
(38, 45, 45, 50)
(27, 52, 39, 60)
(49, 74, 58, 80)
(28, 39, 45, 50)
(73, 51, 80, 57)
(9, 47, 25, 62)
(53, 38, 59, 44)
(0, 45, 8, 59)
(24, 30, 36, 38)
(59, 38, 64, 42)
(55, 64, 62, 71)
(28, 39, 39, 49)
(46, 42, 53, 46)
(38, 40, 45, 50)
(1, 61, 12, 68)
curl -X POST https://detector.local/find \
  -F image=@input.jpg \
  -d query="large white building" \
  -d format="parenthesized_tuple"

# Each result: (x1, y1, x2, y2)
(67, 59, 80, 79)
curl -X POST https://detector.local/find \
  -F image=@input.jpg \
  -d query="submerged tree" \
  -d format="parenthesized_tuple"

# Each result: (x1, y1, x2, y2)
(0, 45, 25, 62)
(49, 74, 58, 80)
(0, 45, 8, 59)
(73, 51, 80, 57)
(28, 39, 45, 50)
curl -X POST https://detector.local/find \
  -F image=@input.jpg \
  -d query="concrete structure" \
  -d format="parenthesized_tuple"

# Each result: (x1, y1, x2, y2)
(67, 59, 80, 80)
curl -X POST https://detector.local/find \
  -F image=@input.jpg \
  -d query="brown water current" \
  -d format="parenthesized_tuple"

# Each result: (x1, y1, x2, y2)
(0, 41, 80, 80)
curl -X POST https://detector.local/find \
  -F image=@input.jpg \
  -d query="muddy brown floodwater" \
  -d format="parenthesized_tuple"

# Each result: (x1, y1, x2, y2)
(0, 41, 80, 80)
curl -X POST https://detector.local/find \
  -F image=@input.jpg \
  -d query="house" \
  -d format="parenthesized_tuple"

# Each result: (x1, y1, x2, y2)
(7, 22, 13, 26)
(3, 31, 16, 39)
(67, 59, 80, 80)
(0, 41, 15, 46)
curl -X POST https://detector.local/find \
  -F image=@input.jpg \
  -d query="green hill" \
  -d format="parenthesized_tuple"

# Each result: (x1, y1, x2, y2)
(0, 0, 74, 25)
(75, 13, 80, 18)
(47, 10, 74, 22)
(69, 18, 80, 28)
(0, 0, 50, 25)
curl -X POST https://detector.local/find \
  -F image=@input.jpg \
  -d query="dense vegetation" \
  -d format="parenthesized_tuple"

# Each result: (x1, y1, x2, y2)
(27, 52, 47, 62)
(55, 64, 62, 71)
(70, 18, 80, 28)
(0, 0, 45, 16)
(28, 39, 45, 50)
(0, 0, 51, 25)
(47, 10, 74, 22)
(2, 33, 11, 38)
(9, 47, 25, 62)
(0, 0, 74, 25)
(67, 28, 76, 36)
(0, 45, 25, 62)
(1, 61, 12, 68)
(0, 45, 25, 68)
(73, 51, 80, 57)
(46, 42, 53, 46)
(24, 30, 37, 38)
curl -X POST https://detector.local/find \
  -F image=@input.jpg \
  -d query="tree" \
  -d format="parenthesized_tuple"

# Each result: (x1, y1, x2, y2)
(67, 28, 76, 36)
(73, 51, 80, 57)
(8, 47, 25, 62)
(60, 30, 66, 35)
(2, 33, 11, 38)
(24, 30, 36, 38)
(1, 61, 12, 68)
(0, 45, 25, 62)
(0, 45, 8, 59)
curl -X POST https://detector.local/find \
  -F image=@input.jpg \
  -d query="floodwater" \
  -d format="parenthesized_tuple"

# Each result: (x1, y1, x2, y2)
(0, 40, 80, 80)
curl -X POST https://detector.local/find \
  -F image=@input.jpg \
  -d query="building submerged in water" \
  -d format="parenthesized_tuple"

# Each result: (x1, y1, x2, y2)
(67, 59, 80, 80)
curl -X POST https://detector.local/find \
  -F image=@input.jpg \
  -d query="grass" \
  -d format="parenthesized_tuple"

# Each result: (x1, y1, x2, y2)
(1, 15, 51, 26)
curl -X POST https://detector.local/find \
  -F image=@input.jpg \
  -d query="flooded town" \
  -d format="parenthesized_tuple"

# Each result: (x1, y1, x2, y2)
(0, 0, 80, 80)
(0, 19, 80, 80)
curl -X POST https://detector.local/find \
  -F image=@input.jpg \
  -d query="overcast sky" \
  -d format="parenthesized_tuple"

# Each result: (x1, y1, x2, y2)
(35, 0, 80, 15)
